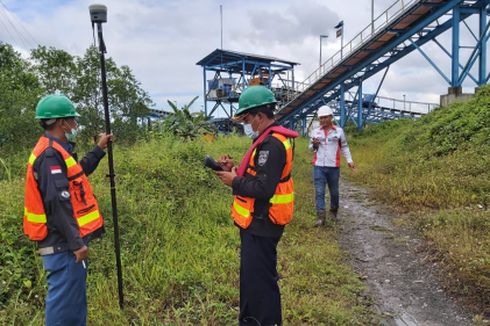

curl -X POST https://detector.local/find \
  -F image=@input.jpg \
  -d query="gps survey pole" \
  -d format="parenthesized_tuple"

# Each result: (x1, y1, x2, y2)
(89, 4, 124, 309)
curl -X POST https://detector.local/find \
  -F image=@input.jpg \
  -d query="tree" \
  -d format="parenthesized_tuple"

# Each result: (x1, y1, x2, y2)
(0, 43, 154, 151)
(72, 46, 152, 143)
(107, 65, 152, 141)
(0, 43, 42, 152)
(71, 46, 105, 140)
(30, 46, 77, 97)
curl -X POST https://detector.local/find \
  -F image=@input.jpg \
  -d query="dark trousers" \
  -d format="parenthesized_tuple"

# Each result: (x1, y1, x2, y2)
(313, 166, 340, 212)
(42, 251, 87, 326)
(239, 229, 282, 326)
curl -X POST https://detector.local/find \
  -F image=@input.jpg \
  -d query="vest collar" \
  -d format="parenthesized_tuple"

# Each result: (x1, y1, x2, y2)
(44, 132, 74, 153)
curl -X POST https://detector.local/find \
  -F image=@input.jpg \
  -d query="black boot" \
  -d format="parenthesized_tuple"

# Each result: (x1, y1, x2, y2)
(329, 209, 338, 222)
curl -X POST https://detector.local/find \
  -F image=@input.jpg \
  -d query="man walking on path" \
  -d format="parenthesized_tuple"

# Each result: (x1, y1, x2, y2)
(309, 105, 355, 226)
(23, 94, 111, 325)
(215, 86, 298, 326)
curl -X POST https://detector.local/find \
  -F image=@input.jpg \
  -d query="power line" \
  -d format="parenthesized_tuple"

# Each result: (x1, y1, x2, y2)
(9, 5, 39, 47)
(0, 0, 39, 49)
(0, 9, 17, 46)
(0, 5, 30, 49)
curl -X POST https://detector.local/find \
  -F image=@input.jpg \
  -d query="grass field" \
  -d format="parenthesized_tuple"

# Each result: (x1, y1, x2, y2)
(0, 134, 377, 325)
(2, 86, 487, 324)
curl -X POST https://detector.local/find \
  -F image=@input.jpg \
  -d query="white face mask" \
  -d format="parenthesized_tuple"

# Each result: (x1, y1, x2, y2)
(243, 123, 259, 139)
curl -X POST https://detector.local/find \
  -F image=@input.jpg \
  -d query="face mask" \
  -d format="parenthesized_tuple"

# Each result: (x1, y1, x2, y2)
(243, 123, 259, 139)
(63, 121, 78, 142)
(242, 114, 260, 139)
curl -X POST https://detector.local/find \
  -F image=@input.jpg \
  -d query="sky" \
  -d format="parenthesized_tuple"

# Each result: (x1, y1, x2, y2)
(1, 0, 487, 114)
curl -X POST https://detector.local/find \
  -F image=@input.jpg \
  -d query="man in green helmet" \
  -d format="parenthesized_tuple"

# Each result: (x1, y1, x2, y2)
(215, 86, 299, 326)
(23, 94, 111, 325)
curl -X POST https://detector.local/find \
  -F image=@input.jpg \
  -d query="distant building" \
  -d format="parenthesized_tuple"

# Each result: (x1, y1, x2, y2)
(197, 49, 299, 118)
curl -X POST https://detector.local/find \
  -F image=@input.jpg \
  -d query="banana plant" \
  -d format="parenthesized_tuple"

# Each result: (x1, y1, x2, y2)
(162, 96, 215, 140)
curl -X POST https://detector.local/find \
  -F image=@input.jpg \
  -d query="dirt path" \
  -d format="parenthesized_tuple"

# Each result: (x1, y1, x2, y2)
(337, 180, 473, 326)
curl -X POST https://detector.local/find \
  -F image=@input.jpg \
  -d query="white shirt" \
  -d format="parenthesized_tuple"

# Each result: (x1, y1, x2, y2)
(309, 125, 353, 167)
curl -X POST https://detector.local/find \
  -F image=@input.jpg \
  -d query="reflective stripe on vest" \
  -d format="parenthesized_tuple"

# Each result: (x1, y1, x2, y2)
(23, 136, 104, 241)
(78, 210, 101, 226)
(270, 192, 294, 204)
(29, 150, 77, 170)
(24, 207, 47, 223)
(231, 132, 295, 229)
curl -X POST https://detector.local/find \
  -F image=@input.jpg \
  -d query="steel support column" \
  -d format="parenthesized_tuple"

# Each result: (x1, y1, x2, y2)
(357, 81, 363, 130)
(479, 5, 488, 85)
(203, 67, 208, 116)
(301, 116, 307, 135)
(451, 5, 461, 88)
(340, 84, 346, 127)
(243, 60, 246, 87)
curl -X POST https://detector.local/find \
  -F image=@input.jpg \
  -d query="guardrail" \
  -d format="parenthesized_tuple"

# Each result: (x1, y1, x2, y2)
(374, 95, 439, 114)
(285, 0, 420, 102)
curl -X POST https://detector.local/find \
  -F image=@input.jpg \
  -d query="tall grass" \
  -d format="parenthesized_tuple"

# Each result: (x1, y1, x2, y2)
(0, 158, 11, 182)
(345, 86, 490, 313)
(0, 134, 377, 325)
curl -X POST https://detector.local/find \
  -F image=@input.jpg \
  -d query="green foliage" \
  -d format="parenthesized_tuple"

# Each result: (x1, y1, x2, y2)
(0, 43, 153, 156)
(0, 158, 11, 182)
(0, 178, 43, 313)
(401, 87, 490, 156)
(160, 96, 215, 140)
(31, 46, 77, 96)
(345, 86, 490, 313)
(0, 43, 43, 152)
(0, 135, 376, 325)
(349, 86, 490, 209)
(54, 46, 153, 144)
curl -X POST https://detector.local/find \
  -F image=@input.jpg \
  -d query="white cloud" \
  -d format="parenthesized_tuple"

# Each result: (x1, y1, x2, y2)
(3, 0, 488, 113)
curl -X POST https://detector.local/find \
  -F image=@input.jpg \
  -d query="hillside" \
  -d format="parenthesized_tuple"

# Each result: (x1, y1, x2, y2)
(345, 85, 490, 315)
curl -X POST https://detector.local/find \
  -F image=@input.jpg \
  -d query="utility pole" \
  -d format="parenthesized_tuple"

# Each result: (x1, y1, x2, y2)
(220, 5, 223, 49)
(319, 34, 328, 68)
(371, 0, 375, 34)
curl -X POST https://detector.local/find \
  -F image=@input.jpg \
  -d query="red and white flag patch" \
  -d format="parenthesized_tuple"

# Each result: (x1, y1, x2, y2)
(50, 166, 62, 174)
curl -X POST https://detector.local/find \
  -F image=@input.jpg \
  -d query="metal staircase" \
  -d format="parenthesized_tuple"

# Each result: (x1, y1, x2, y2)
(276, 0, 490, 129)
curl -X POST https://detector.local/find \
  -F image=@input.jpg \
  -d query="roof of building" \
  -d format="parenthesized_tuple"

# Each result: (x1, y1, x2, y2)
(196, 49, 299, 73)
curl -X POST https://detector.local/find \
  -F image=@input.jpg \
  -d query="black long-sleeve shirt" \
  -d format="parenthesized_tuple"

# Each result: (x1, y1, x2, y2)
(34, 132, 105, 251)
(232, 129, 287, 238)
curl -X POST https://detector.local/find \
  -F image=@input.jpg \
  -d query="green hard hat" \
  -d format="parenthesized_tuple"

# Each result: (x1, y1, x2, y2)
(35, 94, 80, 119)
(236, 86, 277, 116)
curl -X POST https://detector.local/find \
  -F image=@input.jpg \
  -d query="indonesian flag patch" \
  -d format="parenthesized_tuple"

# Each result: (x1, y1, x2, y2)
(50, 165, 62, 174)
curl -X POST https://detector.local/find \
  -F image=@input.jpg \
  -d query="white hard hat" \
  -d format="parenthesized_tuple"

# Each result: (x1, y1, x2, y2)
(317, 105, 334, 117)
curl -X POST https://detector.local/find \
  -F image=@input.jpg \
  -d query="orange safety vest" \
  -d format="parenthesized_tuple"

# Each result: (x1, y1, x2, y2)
(231, 132, 295, 229)
(23, 136, 104, 241)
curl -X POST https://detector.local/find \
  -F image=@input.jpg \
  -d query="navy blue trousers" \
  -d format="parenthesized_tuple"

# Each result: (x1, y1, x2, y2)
(239, 230, 282, 326)
(42, 251, 87, 326)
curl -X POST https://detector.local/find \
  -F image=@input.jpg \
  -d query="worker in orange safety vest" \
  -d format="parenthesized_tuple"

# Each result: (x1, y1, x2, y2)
(23, 94, 111, 326)
(215, 86, 298, 326)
